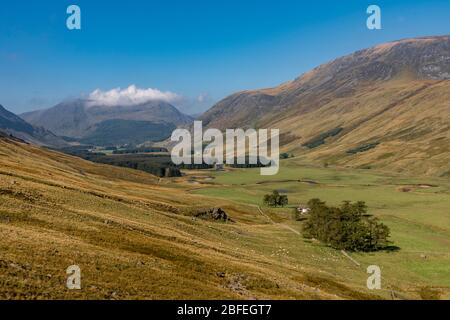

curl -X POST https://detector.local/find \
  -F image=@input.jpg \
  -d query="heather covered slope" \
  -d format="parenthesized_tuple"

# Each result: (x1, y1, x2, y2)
(200, 36, 450, 176)
(0, 136, 376, 299)
(1, 137, 449, 299)
(285, 78, 450, 176)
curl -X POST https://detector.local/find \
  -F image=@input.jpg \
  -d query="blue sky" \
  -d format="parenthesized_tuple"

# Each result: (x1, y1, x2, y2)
(1, 0, 449, 114)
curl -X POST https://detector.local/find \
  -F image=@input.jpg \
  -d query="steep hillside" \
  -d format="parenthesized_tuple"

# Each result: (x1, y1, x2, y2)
(200, 36, 450, 176)
(1, 136, 449, 299)
(21, 99, 192, 144)
(0, 136, 381, 299)
(0, 104, 68, 148)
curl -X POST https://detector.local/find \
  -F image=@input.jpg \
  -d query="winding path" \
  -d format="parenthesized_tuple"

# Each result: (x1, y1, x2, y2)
(255, 205, 301, 235)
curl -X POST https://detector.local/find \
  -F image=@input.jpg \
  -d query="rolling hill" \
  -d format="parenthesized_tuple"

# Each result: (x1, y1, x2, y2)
(200, 36, 450, 176)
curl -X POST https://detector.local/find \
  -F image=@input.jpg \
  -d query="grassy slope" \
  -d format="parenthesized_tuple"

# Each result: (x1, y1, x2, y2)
(192, 158, 450, 299)
(273, 78, 450, 177)
(200, 37, 450, 177)
(1, 138, 385, 300)
(1, 138, 448, 299)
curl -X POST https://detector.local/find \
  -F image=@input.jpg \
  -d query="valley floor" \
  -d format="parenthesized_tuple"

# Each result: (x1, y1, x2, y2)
(0, 138, 449, 299)
(191, 158, 450, 299)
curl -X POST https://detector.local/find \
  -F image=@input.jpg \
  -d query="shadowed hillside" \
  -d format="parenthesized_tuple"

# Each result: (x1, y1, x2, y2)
(0, 105, 68, 148)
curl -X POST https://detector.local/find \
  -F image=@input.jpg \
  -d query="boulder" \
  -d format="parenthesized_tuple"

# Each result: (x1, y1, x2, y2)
(194, 207, 230, 222)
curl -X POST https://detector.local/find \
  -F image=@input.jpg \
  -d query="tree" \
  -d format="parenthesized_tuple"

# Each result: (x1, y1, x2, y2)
(302, 199, 391, 252)
(278, 194, 288, 207)
(263, 190, 288, 207)
(263, 193, 276, 207)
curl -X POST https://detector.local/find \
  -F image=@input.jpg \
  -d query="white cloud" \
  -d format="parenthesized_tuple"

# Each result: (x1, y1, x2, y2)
(87, 85, 181, 107)
(197, 93, 210, 103)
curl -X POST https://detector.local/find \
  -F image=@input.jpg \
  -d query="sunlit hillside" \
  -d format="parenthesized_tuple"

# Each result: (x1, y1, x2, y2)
(1, 136, 449, 299)
(200, 36, 450, 176)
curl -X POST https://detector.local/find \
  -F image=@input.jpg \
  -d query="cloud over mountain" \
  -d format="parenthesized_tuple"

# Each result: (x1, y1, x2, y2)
(87, 85, 181, 107)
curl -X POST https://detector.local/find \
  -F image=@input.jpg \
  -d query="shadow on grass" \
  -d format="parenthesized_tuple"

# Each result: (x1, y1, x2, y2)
(382, 245, 401, 253)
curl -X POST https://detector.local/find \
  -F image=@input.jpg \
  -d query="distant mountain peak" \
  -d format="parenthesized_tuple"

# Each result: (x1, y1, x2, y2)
(295, 35, 450, 87)
(21, 98, 193, 144)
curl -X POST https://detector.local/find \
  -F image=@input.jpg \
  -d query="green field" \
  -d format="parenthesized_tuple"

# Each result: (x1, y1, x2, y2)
(190, 158, 450, 298)
(2, 139, 449, 299)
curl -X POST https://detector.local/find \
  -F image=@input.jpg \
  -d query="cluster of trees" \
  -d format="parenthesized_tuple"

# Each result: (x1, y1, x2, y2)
(302, 199, 390, 252)
(101, 160, 181, 177)
(113, 147, 168, 154)
(302, 127, 343, 149)
(227, 156, 269, 168)
(92, 154, 182, 177)
(178, 163, 214, 170)
(60, 148, 182, 178)
(346, 142, 380, 155)
(263, 190, 288, 207)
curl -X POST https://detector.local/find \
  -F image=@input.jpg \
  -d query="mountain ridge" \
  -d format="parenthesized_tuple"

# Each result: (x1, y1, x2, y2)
(21, 99, 193, 141)
(0, 104, 68, 148)
(199, 35, 450, 176)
